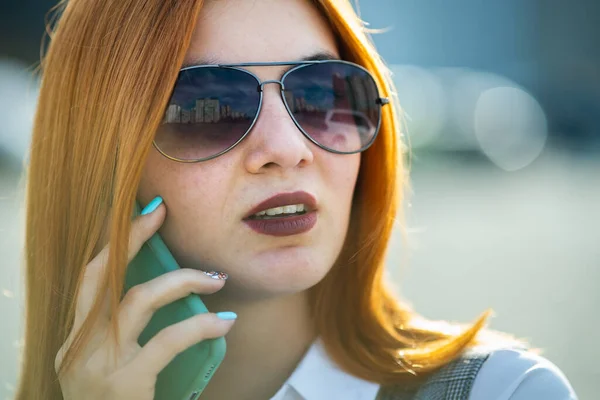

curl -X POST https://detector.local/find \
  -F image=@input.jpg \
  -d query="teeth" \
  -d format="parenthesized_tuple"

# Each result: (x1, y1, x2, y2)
(254, 204, 306, 218)
(266, 207, 283, 216)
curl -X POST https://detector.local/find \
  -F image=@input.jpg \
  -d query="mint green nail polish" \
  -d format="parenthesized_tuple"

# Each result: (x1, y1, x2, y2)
(216, 311, 237, 320)
(141, 196, 163, 215)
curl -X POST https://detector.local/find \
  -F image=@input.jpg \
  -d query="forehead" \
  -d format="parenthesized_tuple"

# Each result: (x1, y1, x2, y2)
(183, 0, 340, 67)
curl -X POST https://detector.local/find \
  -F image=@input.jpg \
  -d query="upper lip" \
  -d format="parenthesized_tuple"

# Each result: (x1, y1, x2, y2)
(243, 191, 318, 220)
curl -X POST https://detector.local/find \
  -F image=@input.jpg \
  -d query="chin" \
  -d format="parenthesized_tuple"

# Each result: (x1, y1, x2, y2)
(220, 254, 333, 301)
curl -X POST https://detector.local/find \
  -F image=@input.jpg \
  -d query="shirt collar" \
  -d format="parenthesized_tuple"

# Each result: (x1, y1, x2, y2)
(278, 338, 380, 400)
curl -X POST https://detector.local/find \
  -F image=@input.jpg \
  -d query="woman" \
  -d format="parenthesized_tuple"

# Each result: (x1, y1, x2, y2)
(15, 0, 577, 399)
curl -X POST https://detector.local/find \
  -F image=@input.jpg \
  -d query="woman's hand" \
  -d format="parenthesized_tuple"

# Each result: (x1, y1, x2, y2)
(55, 200, 235, 400)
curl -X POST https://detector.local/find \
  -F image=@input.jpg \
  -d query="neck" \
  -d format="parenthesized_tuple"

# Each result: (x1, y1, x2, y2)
(200, 290, 317, 400)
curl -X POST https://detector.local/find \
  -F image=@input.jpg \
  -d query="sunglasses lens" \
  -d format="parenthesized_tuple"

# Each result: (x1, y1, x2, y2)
(283, 62, 381, 153)
(155, 67, 259, 161)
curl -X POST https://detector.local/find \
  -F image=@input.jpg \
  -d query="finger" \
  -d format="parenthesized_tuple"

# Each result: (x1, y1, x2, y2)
(72, 200, 166, 333)
(116, 268, 227, 343)
(128, 312, 236, 376)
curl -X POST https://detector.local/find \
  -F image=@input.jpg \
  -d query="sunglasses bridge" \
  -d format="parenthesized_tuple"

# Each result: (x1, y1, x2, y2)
(258, 79, 285, 91)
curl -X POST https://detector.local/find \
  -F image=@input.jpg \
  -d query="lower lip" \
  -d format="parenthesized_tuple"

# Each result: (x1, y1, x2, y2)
(243, 211, 318, 237)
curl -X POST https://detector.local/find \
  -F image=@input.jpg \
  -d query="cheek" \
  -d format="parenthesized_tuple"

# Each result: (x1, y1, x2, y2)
(139, 150, 227, 206)
(137, 150, 232, 244)
(162, 172, 232, 235)
(320, 153, 360, 242)
(138, 151, 178, 202)
(328, 154, 361, 203)
(149, 171, 234, 268)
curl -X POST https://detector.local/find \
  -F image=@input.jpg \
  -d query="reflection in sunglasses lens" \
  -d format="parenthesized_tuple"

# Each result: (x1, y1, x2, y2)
(283, 62, 380, 153)
(155, 62, 381, 161)
(155, 67, 260, 161)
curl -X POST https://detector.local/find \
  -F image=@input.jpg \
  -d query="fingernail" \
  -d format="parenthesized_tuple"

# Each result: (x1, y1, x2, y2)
(216, 311, 237, 320)
(141, 196, 163, 215)
(202, 271, 229, 280)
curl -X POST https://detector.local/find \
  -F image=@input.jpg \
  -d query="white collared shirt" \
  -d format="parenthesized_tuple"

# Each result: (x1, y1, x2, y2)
(269, 339, 379, 400)
(269, 339, 578, 400)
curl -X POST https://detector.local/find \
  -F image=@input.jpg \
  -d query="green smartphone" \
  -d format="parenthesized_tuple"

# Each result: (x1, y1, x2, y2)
(122, 200, 226, 400)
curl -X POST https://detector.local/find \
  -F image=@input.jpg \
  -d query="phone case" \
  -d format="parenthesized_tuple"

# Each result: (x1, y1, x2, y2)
(122, 200, 226, 400)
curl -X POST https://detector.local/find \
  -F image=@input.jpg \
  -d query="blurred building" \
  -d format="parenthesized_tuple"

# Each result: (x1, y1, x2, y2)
(354, 0, 600, 153)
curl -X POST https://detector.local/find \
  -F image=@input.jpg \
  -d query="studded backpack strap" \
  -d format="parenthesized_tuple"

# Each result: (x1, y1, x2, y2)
(376, 347, 493, 400)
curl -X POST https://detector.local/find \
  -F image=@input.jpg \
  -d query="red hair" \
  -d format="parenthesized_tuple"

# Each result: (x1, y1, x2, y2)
(16, 1, 509, 398)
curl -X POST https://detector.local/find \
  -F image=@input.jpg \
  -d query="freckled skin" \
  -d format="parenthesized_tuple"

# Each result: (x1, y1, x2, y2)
(137, 0, 361, 301)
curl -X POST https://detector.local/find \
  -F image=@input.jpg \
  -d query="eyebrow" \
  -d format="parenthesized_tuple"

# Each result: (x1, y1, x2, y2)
(181, 50, 340, 69)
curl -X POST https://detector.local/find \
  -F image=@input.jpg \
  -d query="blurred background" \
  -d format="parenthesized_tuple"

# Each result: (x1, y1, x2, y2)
(1, 0, 598, 398)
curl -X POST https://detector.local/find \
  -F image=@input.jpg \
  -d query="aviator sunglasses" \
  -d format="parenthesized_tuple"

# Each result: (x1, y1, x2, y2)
(154, 59, 390, 162)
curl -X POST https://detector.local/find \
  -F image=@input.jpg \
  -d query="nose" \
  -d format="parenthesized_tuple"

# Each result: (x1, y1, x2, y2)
(242, 81, 314, 174)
